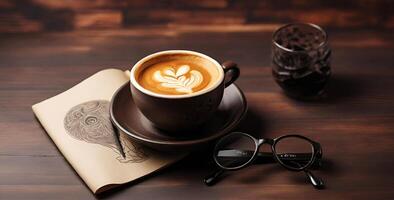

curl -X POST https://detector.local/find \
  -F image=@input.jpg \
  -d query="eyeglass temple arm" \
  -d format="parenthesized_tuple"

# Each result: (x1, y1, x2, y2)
(204, 169, 224, 186)
(258, 152, 313, 161)
(290, 161, 325, 189)
(218, 150, 315, 162)
(292, 162, 325, 189)
(305, 170, 325, 189)
(256, 153, 322, 169)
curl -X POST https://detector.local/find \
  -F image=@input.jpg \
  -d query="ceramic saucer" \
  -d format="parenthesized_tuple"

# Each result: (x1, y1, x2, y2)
(110, 82, 247, 151)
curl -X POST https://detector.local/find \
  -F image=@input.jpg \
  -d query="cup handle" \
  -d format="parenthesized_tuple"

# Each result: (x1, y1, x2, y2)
(222, 61, 240, 88)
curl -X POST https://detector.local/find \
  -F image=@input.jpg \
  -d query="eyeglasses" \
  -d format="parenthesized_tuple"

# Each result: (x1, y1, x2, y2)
(204, 132, 324, 189)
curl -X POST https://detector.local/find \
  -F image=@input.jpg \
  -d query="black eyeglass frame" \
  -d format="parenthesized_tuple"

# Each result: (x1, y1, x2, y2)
(213, 132, 322, 171)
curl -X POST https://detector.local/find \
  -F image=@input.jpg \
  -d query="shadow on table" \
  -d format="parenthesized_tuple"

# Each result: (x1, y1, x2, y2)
(236, 107, 269, 138)
(322, 74, 366, 103)
(202, 157, 342, 187)
(235, 164, 283, 184)
(95, 170, 165, 199)
(320, 158, 343, 175)
(227, 157, 342, 189)
(285, 73, 366, 104)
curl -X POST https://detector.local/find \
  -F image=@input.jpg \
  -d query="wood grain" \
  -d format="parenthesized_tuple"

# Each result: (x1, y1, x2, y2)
(0, 26, 394, 200)
(0, 0, 393, 33)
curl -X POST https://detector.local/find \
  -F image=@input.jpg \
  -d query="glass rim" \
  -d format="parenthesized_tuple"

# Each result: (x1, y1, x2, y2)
(213, 132, 258, 170)
(272, 23, 328, 53)
(273, 134, 316, 171)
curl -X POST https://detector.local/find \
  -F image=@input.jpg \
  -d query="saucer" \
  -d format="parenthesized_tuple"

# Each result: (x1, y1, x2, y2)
(110, 82, 247, 151)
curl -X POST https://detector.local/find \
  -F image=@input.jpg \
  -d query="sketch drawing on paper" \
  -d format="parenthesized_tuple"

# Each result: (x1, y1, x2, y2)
(64, 100, 148, 163)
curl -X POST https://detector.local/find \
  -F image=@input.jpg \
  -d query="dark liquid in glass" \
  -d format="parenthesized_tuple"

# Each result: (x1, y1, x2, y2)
(272, 59, 331, 98)
(272, 23, 331, 99)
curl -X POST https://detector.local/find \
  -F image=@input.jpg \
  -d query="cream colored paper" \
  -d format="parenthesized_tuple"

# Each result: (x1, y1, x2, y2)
(32, 69, 185, 194)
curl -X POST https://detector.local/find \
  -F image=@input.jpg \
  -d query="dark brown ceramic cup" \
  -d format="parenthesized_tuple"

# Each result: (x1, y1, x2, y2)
(130, 50, 240, 133)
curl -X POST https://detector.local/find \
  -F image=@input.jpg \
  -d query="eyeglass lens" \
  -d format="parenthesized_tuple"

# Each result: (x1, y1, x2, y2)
(274, 136, 314, 169)
(214, 133, 256, 169)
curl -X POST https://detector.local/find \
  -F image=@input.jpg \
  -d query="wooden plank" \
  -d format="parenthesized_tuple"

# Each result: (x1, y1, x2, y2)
(123, 9, 246, 25)
(30, 0, 126, 10)
(0, 13, 42, 33)
(75, 10, 122, 29)
(126, 0, 228, 9)
(0, 0, 392, 32)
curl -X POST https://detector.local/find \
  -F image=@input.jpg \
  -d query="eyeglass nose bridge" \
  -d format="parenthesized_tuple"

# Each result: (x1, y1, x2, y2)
(257, 138, 274, 146)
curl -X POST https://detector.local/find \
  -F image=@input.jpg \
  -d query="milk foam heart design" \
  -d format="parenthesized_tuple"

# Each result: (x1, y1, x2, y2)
(153, 65, 203, 94)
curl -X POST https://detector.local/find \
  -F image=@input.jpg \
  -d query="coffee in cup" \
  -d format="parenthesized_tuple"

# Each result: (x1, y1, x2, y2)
(137, 55, 218, 95)
(130, 50, 239, 132)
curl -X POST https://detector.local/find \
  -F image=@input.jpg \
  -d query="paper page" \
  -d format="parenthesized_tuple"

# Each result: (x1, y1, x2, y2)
(32, 69, 185, 193)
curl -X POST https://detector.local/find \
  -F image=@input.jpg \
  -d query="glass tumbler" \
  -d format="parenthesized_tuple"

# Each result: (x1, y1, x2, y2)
(272, 23, 331, 99)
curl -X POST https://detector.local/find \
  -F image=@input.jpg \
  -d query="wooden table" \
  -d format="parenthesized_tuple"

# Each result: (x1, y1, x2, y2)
(1, 26, 394, 199)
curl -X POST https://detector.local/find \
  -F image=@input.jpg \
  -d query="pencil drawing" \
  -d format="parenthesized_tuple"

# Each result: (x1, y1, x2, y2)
(64, 100, 148, 163)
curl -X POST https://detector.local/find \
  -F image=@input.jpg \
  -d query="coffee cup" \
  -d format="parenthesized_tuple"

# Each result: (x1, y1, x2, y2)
(130, 50, 239, 132)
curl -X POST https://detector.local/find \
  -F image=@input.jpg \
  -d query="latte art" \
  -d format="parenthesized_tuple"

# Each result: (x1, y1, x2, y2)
(153, 65, 203, 94)
(137, 58, 215, 95)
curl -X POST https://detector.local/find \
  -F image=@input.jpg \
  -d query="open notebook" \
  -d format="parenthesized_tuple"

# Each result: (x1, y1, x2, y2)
(32, 69, 185, 194)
